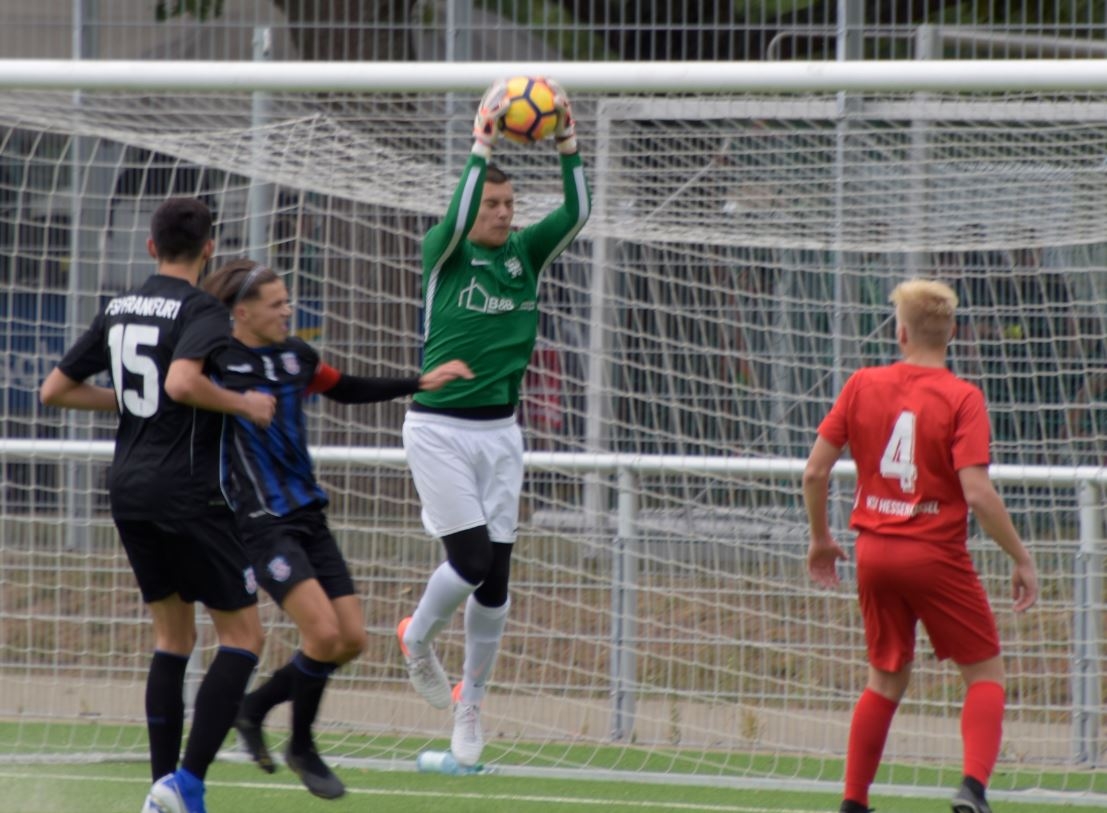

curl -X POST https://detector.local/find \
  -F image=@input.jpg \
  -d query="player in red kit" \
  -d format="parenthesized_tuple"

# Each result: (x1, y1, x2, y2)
(802, 278, 1038, 813)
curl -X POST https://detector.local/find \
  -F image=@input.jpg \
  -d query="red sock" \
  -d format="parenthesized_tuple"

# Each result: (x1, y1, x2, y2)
(961, 680, 1005, 786)
(844, 688, 899, 806)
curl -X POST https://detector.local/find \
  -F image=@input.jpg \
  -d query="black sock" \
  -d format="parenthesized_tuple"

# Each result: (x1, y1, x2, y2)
(146, 650, 189, 782)
(290, 652, 337, 755)
(180, 646, 258, 780)
(962, 775, 987, 798)
(240, 659, 298, 723)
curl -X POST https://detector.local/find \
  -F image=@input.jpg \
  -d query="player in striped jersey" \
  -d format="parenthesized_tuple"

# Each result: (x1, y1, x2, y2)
(803, 278, 1038, 813)
(202, 259, 470, 799)
(397, 79, 591, 767)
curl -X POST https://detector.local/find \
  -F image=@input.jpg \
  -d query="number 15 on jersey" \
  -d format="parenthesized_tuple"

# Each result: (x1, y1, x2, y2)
(107, 323, 161, 417)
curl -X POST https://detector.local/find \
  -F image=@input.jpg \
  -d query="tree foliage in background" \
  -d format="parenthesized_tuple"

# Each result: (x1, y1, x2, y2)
(268, 1, 414, 61)
(470, 0, 618, 61)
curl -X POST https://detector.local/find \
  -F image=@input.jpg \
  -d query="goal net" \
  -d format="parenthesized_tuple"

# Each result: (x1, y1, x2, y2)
(1, 67, 1105, 802)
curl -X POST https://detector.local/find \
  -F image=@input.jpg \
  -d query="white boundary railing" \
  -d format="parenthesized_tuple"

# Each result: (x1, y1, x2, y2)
(6, 438, 1107, 483)
(2, 440, 1104, 766)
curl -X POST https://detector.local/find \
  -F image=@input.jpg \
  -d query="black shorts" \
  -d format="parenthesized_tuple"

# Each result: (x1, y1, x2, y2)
(240, 505, 355, 607)
(114, 509, 259, 611)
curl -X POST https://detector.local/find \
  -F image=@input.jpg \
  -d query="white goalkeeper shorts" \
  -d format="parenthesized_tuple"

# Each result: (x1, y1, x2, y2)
(402, 410, 523, 543)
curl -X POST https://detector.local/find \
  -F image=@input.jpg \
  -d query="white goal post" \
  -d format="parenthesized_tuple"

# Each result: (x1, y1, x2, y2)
(4, 58, 1107, 92)
(2, 60, 1107, 805)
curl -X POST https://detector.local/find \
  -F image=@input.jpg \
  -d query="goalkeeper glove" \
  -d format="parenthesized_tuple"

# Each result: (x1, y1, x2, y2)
(472, 79, 510, 157)
(546, 78, 577, 154)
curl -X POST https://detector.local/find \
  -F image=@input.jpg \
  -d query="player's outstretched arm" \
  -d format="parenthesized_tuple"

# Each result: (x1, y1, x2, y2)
(802, 435, 849, 588)
(313, 359, 472, 404)
(165, 358, 276, 428)
(958, 465, 1039, 612)
(39, 367, 118, 412)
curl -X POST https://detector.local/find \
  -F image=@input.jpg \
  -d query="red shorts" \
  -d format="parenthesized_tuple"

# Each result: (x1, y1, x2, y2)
(855, 532, 1000, 672)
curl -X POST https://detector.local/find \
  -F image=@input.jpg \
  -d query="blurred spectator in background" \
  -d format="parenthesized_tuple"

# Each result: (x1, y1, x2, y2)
(936, 232, 1076, 465)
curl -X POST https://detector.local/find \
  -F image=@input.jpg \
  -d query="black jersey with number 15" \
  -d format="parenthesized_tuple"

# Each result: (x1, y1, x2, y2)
(58, 275, 232, 520)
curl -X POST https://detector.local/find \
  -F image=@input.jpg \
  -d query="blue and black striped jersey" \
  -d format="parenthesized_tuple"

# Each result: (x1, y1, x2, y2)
(213, 336, 327, 519)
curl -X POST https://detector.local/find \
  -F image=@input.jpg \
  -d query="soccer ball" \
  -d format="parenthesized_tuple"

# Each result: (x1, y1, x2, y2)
(500, 76, 559, 145)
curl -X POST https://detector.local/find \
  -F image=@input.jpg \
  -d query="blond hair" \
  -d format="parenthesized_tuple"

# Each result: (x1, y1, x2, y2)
(889, 278, 958, 349)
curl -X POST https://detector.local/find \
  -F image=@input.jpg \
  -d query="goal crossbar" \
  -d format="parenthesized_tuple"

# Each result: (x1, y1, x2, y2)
(3, 58, 1107, 93)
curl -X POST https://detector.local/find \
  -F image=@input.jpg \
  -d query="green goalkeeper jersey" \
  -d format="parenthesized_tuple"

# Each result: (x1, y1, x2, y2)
(414, 151, 590, 409)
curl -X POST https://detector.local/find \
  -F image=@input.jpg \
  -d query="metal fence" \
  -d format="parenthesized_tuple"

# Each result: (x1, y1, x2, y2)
(5, 1, 1107, 63)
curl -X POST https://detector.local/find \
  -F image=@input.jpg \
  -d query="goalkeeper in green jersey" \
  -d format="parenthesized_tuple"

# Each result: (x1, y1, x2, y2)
(397, 78, 591, 767)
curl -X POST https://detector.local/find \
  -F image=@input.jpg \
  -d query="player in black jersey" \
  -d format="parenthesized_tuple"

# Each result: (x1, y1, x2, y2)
(201, 259, 471, 799)
(40, 198, 276, 813)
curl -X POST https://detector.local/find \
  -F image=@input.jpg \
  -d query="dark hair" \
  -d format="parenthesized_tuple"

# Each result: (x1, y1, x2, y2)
(149, 197, 213, 262)
(486, 164, 510, 185)
(202, 259, 280, 309)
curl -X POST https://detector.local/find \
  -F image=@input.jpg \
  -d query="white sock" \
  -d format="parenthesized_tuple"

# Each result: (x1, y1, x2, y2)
(404, 562, 476, 658)
(460, 596, 510, 705)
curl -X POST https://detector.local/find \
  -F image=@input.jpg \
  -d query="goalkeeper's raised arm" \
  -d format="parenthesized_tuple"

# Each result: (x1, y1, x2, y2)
(420, 80, 511, 269)
(518, 78, 591, 271)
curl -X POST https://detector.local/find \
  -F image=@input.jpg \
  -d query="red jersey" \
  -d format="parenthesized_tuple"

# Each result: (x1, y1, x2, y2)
(818, 362, 991, 544)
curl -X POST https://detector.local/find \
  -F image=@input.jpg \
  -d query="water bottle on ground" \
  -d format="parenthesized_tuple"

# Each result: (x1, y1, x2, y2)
(415, 750, 485, 775)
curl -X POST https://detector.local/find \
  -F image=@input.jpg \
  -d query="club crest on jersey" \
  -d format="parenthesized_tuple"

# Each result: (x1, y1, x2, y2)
(505, 257, 523, 278)
(267, 556, 292, 582)
(243, 566, 258, 595)
(280, 351, 300, 375)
